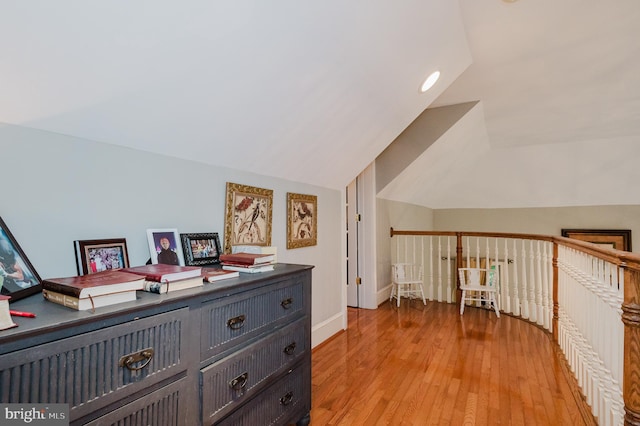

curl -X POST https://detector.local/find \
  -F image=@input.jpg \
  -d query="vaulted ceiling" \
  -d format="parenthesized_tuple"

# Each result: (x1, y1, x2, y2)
(2, 1, 639, 209)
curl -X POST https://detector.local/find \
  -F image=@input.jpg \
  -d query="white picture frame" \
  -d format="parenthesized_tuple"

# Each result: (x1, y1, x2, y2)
(146, 228, 185, 266)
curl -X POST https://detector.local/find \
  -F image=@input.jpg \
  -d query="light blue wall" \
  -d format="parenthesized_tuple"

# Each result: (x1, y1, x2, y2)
(1, 123, 343, 345)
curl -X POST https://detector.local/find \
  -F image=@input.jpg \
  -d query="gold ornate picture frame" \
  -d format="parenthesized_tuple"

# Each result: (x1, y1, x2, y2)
(287, 192, 317, 249)
(224, 182, 273, 253)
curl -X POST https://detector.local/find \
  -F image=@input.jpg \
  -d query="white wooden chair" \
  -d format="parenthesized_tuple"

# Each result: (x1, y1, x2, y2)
(458, 265, 500, 317)
(389, 263, 426, 307)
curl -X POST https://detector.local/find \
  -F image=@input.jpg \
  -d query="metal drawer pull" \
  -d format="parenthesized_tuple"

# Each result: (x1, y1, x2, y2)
(280, 391, 294, 406)
(283, 342, 297, 355)
(227, 314, 246, 330)
(281, 298, 293, 309)
(119, 348, 154, 371)
(229, 372, 249, 391)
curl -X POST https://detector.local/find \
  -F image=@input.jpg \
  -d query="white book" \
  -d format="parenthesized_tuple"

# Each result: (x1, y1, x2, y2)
(222, 264, 275, 274)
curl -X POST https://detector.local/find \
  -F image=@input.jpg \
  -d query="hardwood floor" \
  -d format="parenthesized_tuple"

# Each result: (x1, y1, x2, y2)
(311, 301, 596, 425)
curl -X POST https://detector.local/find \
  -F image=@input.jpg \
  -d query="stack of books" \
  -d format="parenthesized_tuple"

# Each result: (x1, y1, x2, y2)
(121, 264, 203, 294)
(220, 252, 276, 273)
(42, 270, 145, 311)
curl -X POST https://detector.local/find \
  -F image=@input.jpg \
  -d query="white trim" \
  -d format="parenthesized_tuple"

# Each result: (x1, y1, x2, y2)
(311, 311, 345, 349)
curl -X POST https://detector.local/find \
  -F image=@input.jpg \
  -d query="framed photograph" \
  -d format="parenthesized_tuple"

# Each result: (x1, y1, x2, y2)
(561, 229, 632, 252)
(74, 238, 130, 275)
(0, 216, 41, 302)
(181, 232, 222, 266)
(146, 228, 185, 266)
(287, 192, 318, 249)
(224, 182, 273, 253)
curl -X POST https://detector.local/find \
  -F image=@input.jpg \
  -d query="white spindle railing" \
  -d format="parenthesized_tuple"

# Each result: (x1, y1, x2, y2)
(389, 228, 638, 425)
(557, 245, 624, 426)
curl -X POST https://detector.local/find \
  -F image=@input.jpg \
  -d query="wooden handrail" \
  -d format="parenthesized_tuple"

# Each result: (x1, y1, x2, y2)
(390, 227, 640, 424)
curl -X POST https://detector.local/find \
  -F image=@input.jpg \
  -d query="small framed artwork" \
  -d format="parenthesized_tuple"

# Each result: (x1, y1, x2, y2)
(224, 182, 273, 253)
(0, 216, 41, 302)
(146, 228, 185, 266)
(287, 192, 318, 249)
(181, 233, 222, 266)
(561, 229, 632, 252)
(74, 238, 130, 275)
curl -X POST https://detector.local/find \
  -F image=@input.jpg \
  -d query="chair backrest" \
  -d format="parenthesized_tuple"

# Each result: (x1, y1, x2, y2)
(392, 263, 423, 282)
(458, 267, 498, 288)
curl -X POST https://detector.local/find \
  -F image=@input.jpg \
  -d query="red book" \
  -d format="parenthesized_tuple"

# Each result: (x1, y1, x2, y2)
(41, 270, 145, 298)
(219, 252, 275, 265)
(201, 267, 240, 282)
(121, 264, 202, 282)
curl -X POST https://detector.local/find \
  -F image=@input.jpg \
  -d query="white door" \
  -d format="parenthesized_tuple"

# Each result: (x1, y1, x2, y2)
(346, 178, 361, 307)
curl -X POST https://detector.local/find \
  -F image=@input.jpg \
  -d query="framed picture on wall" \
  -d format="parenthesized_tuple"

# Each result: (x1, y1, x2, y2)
(287, 192, 317, 249)
(561, 228, 632, 252)
(180, 232, 222, 266)
(74, 238, 130, 275)
(0, 216, 41, 302)
(146, 228, 185, 266)
(223, 182, 273, 254)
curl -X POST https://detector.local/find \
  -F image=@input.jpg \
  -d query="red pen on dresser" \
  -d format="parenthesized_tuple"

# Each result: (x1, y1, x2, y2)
(9, 310, 36, 318)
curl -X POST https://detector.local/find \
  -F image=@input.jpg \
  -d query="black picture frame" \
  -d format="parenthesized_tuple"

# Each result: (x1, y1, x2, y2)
(74, 238, 130, 275)
(181, 232, 222, 266)
(0, 216, 41, 302)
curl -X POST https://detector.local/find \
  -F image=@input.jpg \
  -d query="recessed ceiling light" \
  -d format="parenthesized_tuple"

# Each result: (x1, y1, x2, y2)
(421, 71, 440, 93)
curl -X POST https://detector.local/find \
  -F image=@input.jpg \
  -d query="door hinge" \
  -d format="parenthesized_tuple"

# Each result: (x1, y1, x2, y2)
(356, 277, 362, 285)
(355, 213, 361, 222)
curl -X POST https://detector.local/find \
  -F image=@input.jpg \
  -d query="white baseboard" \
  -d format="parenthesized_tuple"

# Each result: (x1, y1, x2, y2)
(377, 284, 393, 306)
(311, 311, 345, 349)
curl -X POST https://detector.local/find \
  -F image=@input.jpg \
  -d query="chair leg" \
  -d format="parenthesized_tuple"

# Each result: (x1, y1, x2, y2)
(419, 283, 426, 305)
(397, 285, 402, 307)
(460, 290, 466, 315)
(491, 294, 500, 318)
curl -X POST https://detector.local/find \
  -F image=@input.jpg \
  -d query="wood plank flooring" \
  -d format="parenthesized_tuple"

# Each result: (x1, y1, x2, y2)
(311, 301, 596, 425)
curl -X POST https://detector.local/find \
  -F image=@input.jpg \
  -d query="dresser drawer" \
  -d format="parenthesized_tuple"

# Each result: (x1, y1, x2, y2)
(0, 308, 189, 421)
(214, 361, 311, 426)
(201, 317, 308, 423)
(79, 376, 189, 426)
(201, 277, 305, 360)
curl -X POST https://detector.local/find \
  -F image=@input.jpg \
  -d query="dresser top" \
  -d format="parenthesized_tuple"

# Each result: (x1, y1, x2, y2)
(0, 263, 313, 353)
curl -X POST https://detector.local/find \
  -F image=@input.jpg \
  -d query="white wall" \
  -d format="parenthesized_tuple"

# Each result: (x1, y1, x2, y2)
(1, 123, 344, 347)
(376, 198, 433, 304)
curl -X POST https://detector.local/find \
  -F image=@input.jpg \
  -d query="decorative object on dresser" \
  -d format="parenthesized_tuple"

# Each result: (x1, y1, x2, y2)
(220, 252, 275, 265)
(0, 295, 17, 330)
(146, 228, 185, 265)
(43, 287, 137, 311)
(0, 216, 41, 302)
(41, 270, 145, 311)
(122, 263, 202, 282)
(287, 192, 317, 249)
(180, 232, 222, 266)
(141, 275, 204, 294)
(74, 238, 130, 275)
(232, 244, 278, 262)
(0, 264, 313, 425)
(202, 267, 240, 282)
(223, 182, 273, 253)
(123, 263, 203, 294)
(222, 263, 275, 274)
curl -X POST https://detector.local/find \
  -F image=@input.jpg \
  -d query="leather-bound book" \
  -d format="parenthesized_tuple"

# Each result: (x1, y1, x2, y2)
(41, 270, 145, 298)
